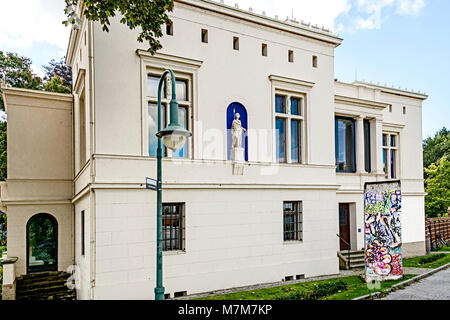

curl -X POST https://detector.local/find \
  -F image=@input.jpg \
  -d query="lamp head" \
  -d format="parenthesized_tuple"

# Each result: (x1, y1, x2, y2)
(156, 124, 192, 151)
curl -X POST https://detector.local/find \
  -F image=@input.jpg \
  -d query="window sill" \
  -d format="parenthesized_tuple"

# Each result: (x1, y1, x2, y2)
(163, 250, 186, 256)
(283, 241, 303, 245)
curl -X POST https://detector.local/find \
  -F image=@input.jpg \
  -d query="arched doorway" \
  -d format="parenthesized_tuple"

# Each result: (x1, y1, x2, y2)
(26, 213, 58, 274)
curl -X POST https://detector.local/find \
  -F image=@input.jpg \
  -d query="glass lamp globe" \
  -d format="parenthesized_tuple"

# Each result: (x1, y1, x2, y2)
(157, 125, 192, 151)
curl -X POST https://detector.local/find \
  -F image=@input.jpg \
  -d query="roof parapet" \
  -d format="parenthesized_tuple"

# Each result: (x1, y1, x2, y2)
(352, 80, 428, 100)
(184, 0, 342, 45)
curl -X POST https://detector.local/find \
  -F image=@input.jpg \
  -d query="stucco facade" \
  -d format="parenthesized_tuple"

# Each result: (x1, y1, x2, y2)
(1, 0, 427, 300)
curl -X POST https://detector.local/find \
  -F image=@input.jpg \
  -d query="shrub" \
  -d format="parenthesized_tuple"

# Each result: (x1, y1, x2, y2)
(418, 253, 446, 264)
(274, 280, 348, 300)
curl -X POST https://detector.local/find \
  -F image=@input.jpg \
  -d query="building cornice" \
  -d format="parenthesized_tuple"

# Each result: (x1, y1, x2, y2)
(352, 81, 428, 100)
(335, 95, 389, 110)
(136, 50, 203, 70)
(176, 0, 343, 47)
(269, 75, 315, 89)
(1, 86, 73, 107)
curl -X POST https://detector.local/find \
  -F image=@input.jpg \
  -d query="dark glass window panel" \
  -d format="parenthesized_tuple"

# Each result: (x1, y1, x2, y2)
(176, 80, 188, 101)
(390, 150, 396, 179)
(291, 120, 301, 163)
(162, 204, 184, 251)
(290, 97, 300, 115)
(275, 95, 286, 113)
(148, 75, 166, 98)
(383, 149, 388, 178)
(339, 207, 348, 225)
(383, 134, 388, 147)
(276, 118, 286, 162)
(81, 211, 85, 256)
(148, 103, 166, 157)
(172, 106, 188, 158)
(283, 201, 302, 241)
(390, 135, 397, 147)
(364, 120, 371, 173)
(335, 117, 356, 172)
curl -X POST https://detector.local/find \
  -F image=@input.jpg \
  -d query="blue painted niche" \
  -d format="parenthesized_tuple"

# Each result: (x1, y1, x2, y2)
(227, 102, 248, 161)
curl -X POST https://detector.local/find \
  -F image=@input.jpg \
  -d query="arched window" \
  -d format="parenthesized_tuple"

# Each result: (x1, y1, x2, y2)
(26, 213, 58, 274)
(227, 102, 248, 161)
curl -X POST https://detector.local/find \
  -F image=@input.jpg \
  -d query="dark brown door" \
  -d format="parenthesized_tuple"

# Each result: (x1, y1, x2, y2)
(339, 204, 350, 251)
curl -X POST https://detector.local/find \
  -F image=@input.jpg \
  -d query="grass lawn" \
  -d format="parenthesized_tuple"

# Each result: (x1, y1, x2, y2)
(432, 245, 450, 252)
(199, 274, 417, 301)
(403, 253, 450, 269)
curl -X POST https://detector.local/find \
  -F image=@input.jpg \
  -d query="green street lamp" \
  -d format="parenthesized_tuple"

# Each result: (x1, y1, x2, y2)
(154, 69, 192, 300)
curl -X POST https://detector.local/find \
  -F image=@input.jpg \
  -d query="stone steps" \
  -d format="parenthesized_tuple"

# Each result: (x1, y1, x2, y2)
(338, 250, 366, 270)
(16, 271, 76, 301)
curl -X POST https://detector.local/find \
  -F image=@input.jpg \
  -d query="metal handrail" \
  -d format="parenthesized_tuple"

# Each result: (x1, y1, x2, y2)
(336, 234, 351, 269)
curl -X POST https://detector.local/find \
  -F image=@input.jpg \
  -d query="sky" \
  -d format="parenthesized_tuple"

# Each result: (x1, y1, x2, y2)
(0, 0, 448, 138)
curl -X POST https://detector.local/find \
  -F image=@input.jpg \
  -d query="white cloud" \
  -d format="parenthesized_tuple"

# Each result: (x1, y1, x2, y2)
(354, 0, 426, 30)
(0, 0, 70, 50)
(397, 0, 425, 15)
(225, 0, 426, 32)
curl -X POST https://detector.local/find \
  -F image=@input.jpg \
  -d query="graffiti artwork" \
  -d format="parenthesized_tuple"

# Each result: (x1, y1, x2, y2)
(364, 181, 403, 282)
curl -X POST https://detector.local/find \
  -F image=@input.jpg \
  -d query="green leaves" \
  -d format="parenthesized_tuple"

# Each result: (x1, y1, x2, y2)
(43, 76, 71, 94)
(63, 0, 174, 55)
(423, 127, 450, 217)
(0, 51, 42, 110)
(425, 155, 450, 218)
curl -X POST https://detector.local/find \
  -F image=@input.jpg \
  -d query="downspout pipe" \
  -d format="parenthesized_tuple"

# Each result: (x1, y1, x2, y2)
(87, 19, 97, 300)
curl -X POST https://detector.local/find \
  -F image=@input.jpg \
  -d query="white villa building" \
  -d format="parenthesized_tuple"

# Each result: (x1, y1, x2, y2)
(0, 0, 427, 300)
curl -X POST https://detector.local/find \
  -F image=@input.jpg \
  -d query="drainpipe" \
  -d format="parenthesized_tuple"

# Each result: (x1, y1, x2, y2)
(87, 19, 97, 300)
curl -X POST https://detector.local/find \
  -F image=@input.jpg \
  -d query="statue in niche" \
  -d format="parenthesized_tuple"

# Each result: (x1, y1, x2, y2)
(231, 113, 246, 148)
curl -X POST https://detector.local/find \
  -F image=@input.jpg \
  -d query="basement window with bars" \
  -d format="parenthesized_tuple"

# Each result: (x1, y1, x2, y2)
(283, 201, 303, 242)
(162, 203, 185, 251)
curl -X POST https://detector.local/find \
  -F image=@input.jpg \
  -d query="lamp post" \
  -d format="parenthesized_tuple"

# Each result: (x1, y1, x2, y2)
(154, 70, 192, 300)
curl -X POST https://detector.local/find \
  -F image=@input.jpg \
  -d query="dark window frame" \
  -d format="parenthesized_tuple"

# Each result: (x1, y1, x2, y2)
(81, 210, 85, 256)
(364, 119, 371, 173)
(162, 203, 186, 252)
(283, 201, 303, 242)
(201, 29, 208, 43)
(335, 116, 356, 173)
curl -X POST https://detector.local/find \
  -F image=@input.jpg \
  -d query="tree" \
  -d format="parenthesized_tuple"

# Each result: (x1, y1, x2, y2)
(0, 51, 42, 110)
(42, 57, 72, 91)
(425, 156, 450, 218)
(43, 75, 71, 94)
(423, 127, 450, 169)
(63, 0, 174, 55)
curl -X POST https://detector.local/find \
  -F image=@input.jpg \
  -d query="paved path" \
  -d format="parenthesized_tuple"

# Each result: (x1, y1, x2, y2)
(382, 267, 450, 300)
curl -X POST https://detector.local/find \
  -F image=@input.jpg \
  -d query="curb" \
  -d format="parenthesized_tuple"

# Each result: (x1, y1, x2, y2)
(353, 262, 450, 300)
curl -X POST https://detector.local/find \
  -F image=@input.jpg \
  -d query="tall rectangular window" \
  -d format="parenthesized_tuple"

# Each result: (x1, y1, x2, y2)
(162, 203, 185, 251)
(275, 94, 304, 164)
(233, 37, 239, 50)
(283, 201, 303, 241)
(79, 90, 87, 167)
(364, 119, 371, 173)
(262, 43, 268, 56)
(383, 133, 399, 179)
(288, 50, 294, 63)
(166, 22, 173, 35)
(201, 29, 208, 43)
(147, 74, 191, 158)
(335, 117, 356, 172)
(81, 211, 85, 256)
